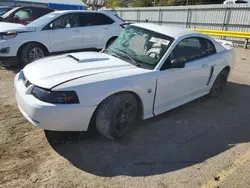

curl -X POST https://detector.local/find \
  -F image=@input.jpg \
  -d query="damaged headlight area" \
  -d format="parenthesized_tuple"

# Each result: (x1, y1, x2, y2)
(31, 86, 80, 104)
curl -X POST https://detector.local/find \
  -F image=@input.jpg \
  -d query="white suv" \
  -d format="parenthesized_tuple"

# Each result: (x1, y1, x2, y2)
(0, 10, 126, 67)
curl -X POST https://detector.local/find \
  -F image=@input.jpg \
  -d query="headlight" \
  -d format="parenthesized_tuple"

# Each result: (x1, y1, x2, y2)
(31, 86, 79, 104)
(0, 32, 17, 40)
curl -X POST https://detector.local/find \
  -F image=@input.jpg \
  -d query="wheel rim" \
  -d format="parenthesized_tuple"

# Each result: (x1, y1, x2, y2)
(114, 102, 137, 134)
(29, 47, 44, 62)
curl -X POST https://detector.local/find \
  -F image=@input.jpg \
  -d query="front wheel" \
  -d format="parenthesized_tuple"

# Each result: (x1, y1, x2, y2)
(209, 69, 229, 98)
(105, 37, 117, 49)
(95, 93, 139, 140)
(20, 43, 46, 66)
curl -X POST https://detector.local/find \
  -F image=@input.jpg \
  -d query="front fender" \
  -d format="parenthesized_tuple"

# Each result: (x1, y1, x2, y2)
(54, 74, 157, 120)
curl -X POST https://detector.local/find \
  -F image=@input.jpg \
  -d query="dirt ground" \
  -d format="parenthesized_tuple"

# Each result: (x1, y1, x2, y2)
(0, 48, 250, 188)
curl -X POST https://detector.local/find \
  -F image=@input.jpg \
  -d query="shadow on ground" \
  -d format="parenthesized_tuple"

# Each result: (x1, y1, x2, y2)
(46, 82, 250, 177)
(0, 63, 22, 73)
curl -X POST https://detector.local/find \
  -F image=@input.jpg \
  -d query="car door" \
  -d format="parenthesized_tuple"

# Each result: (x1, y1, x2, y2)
(154, 37, 216, 116)
(78, 12, 114, 49)
(46, 13, 83, 52)
(12, 8, 33, 25)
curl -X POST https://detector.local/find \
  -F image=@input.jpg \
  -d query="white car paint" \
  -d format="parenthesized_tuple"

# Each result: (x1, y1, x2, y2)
(0, 22, 28, 31)
(223, 0, 249, 4)
(215, 39, 234, 50)
(14, 23, 236, 132)
(0, 10, 124, 59)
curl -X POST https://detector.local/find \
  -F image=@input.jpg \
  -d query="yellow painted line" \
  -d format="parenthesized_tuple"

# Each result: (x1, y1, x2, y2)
(188, 28, 250, 39)
(201, 148, 250, 188)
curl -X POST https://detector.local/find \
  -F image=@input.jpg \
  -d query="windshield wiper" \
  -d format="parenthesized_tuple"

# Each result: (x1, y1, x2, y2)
(114, 48, 140, 66)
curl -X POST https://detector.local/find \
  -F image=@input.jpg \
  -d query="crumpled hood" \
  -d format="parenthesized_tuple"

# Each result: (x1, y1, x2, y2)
(23, 52, 137, 89)
(0, 22, 35, 32)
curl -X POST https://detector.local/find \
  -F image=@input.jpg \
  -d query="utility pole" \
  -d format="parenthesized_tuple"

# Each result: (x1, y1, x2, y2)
(153, 0, 156, 6)
(186, 0, 189, 5)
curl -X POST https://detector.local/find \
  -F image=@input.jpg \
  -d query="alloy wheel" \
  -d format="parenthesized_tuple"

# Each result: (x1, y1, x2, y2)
(29, 47, 44, 62)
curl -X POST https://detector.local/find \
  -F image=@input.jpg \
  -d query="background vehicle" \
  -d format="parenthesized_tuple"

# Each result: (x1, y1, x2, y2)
(223, 0, 249, 4)
(0, 6, 14, 16)
(0, 6, 54, 25)
(0, 10, 125, 67)
(14, 24, 236, 140)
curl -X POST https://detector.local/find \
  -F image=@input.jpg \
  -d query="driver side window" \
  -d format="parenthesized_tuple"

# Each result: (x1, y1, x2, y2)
(174, 38, 204, 61)
(48, 14, 80, 30)
(161, 37, 215, 70)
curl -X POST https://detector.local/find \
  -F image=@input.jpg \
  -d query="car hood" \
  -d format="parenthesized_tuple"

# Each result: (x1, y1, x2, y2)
(23, 52, 139, 89)
(0, 22, 35, 32)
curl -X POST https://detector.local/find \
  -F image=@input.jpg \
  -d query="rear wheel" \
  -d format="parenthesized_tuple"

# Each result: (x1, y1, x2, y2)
(95, 93, 139, 140)
(209, 69, 229, 98)
(20, 43, 47, 66)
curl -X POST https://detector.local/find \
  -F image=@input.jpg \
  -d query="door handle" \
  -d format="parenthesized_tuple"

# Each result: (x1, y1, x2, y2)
(202, 64, 209, 68)
(73, 30, 80, 33)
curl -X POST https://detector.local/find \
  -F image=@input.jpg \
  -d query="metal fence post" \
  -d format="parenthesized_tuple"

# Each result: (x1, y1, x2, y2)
(244, 39, 248, 49)
(222, 8, 228, 31)
(120, 10, 123, 19)
(186, 8, 190, 28)
(159, 9, 162, 25)
(137, 9, 140, 23)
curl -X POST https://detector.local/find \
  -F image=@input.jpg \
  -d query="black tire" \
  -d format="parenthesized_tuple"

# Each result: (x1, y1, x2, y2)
(106, 37, 117, 48)
(209, 69, 229, 98)
(20, 43, 46, 66)
(95, 93, 139, 140)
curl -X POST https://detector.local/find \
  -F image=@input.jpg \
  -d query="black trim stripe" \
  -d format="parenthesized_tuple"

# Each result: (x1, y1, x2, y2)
(207, 66, 214, 85)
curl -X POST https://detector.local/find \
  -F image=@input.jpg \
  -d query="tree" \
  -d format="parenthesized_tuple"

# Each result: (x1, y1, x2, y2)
(156, 0, 176, 6)
(105, 0, 120, 7)
(83, 0, 223, 8)
(103, 0, 133, 7)
(132, 0, 153, 7)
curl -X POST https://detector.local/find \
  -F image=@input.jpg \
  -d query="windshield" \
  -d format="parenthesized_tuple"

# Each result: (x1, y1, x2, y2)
(105, 25, 174, 70)
(1, 7, 18, 18)
(0, 8, 11, 16)
(27, 12, 58, 27)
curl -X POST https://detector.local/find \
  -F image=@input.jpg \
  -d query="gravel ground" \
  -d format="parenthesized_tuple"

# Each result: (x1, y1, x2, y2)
(0, 48, 250, 188)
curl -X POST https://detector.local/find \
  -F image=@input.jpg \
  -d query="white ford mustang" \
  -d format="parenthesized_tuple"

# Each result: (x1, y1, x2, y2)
(14, 23, 236, 140)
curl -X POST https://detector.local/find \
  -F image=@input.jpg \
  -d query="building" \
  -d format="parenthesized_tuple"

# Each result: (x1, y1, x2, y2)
(0, 0, 88, 10)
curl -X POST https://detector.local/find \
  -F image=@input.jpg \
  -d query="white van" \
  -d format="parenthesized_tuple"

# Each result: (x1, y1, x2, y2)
(223, 0, 248, 4)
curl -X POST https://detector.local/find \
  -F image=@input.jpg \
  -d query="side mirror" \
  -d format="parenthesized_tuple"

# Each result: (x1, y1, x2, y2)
(171, 57, 186, 68)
